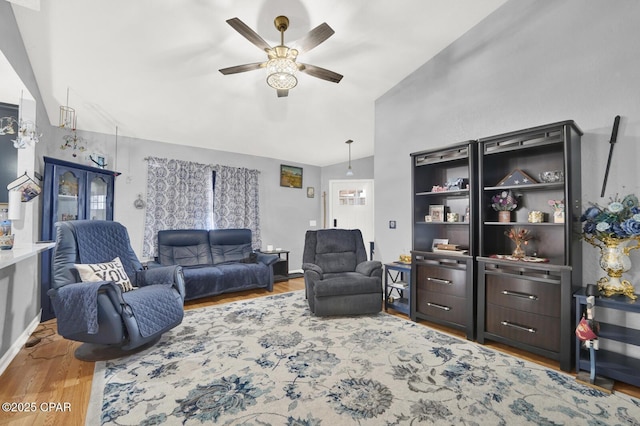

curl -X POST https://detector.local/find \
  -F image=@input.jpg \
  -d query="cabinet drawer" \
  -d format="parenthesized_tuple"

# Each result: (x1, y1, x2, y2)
(416, 292, 466, 326)
(485, 274, 560, 317)
(417, 264, 467, 297)
(486, 304, 559, 352)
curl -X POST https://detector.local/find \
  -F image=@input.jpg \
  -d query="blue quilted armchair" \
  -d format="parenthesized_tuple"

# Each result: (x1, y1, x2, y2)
(48, 220, 185, 359)
(302, 229, 382, 316)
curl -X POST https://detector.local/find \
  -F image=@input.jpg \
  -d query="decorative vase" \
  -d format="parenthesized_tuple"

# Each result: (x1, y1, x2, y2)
(498, 211, 511, 223)
(596, 237, 639, 300)
(512, 240, 525, 258)
(553, 210, 564, 223)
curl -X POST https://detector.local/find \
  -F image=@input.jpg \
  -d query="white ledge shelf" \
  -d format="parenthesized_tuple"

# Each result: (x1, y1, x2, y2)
(0, 243, 55, 270)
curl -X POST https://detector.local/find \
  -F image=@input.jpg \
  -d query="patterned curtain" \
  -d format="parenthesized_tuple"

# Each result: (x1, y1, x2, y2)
(142, 157, 214, 258)
(212, 165, 262, 249)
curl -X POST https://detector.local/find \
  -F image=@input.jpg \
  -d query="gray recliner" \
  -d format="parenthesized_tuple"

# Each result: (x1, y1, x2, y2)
(48, 220, 185, 360)
(302, 229, 382, 316)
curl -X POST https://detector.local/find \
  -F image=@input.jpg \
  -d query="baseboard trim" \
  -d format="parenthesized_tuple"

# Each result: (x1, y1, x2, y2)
(0, 311, 41, 376)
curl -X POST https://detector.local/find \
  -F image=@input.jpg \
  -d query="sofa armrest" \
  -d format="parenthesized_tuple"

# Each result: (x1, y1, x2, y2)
(355, 260, 382, 277)
(137, 265, 185, 301)
(256, 252, 279, 266)
(145, 260, 164, 269)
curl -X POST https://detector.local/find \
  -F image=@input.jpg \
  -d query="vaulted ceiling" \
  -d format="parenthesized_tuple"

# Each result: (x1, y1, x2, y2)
(10, 0, 506, 166)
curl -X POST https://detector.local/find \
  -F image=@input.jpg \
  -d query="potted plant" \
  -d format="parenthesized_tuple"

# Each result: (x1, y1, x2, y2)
(491, 190, 518, 222)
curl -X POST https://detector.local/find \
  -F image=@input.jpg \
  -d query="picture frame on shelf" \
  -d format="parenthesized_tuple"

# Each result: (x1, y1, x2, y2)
(496, 169, 537, 186)
(432, 238, 449, 252)
(429, 205, 445, 222)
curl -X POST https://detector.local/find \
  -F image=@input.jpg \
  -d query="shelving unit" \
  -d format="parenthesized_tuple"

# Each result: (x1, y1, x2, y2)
(384, 262, 411, 315)
(476, 121, 582, 372)
(574, 288, 640, 387)
(411, 142, 477, 340)
(40, 156, 120, 321)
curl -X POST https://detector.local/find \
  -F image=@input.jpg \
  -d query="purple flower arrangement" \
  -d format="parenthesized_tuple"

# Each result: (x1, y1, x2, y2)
(581, 194, 640, 241)
(491, 190, 518, 211)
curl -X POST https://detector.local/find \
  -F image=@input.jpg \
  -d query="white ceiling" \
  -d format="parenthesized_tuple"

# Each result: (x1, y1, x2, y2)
(11, 0, 506, 166)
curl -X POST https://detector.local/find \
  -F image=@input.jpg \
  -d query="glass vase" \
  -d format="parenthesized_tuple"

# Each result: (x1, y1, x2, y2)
(596, 237, 639, 300)
(512, 240, 525, 258)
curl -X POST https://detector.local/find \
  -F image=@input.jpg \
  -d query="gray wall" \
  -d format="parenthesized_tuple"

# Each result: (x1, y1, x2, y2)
(41, 126, 322, 273)
(0, 2, 53, 369)
(374, 0, 640, 356)
(375, 0, 640, 282)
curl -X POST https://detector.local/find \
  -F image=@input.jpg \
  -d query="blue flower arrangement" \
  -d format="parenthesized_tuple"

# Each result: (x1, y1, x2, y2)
(580, 194, 640, 241)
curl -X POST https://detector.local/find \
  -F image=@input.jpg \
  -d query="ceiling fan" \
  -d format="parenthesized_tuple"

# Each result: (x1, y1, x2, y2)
(219, 16, 343, 97)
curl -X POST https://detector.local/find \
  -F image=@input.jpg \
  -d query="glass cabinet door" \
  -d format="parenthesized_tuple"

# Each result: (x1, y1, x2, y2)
(89, 176, 108, 220)
(56, 170, 80, 223)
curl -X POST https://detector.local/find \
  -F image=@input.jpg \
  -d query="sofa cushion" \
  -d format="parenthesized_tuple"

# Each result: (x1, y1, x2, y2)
(314, 273, 381, 297)
(313, 229, 360, 273)
(158, 230, 212, 266)
(181, 262, 270, 300)
(211, 243, 252, 264)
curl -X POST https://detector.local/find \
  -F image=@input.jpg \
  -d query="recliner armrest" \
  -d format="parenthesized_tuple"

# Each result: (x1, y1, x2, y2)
(136, 265, 186, 301)
(302, 262, 323, 278)
(355, 260, 382, 277)
(48, 280, 126, 337)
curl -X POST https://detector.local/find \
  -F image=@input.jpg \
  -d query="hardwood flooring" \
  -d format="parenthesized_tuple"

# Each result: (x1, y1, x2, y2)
(0, 277, 637, 425)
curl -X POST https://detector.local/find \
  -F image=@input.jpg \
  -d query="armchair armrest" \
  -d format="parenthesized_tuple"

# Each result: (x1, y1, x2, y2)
(136, 265, 185, 300)
(302, 262, 324, 279)
(356, 260, 382, 277)
(256, 252, 279, 266)
(48, 280, 124, 337)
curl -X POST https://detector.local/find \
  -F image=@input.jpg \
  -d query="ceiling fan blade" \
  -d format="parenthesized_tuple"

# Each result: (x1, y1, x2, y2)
(292, 23, 335, 54)
(277, 89, 289, 98)
(219, 62, 264, 75)
(226, 18, 271, 52)
(299, 63, 343, 83)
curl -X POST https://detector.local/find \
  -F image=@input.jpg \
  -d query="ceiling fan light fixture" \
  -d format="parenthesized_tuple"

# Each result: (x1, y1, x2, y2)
(266, 58, 298, 90)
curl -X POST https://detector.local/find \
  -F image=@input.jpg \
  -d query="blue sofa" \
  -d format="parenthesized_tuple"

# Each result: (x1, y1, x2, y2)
(148, 229, 279, 301)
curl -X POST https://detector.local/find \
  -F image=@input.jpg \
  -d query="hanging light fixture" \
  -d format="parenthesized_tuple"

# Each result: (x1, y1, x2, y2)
(346, 139, 354, 176)
(59, 87, 76, 130)
(265, 17, 298, 91)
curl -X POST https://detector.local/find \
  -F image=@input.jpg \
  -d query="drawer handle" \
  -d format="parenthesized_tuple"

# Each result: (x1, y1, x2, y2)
(426, 302, 451, 311)
(427, 277, 452, 285)
(501, 321, 536, 333)
(502, 290, 538, 300)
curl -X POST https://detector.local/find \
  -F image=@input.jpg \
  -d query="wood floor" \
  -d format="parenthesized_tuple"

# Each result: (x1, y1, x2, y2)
(1, 278, 638, 426)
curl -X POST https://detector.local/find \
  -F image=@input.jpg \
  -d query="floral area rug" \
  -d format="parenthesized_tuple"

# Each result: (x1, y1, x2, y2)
(88, 291, 640, 425)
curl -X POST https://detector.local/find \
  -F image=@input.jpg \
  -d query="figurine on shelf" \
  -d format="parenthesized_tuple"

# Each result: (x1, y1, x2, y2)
(548, 199, 565, 223)
(505, 227, 533, 258)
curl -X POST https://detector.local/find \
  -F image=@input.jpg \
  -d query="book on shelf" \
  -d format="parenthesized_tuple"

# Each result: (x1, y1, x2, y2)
(433, 243, 468, 255)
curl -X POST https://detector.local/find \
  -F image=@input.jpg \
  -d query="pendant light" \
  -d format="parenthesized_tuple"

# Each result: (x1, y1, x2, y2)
(346, 139, 354, 176)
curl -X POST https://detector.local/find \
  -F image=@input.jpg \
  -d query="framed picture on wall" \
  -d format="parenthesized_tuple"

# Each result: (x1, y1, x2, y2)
(280, 164, 303, 188)
(307, 187, 315, 198)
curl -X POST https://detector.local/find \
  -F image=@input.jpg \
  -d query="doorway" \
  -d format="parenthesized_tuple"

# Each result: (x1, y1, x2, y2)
(329, 179, 374, 258)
